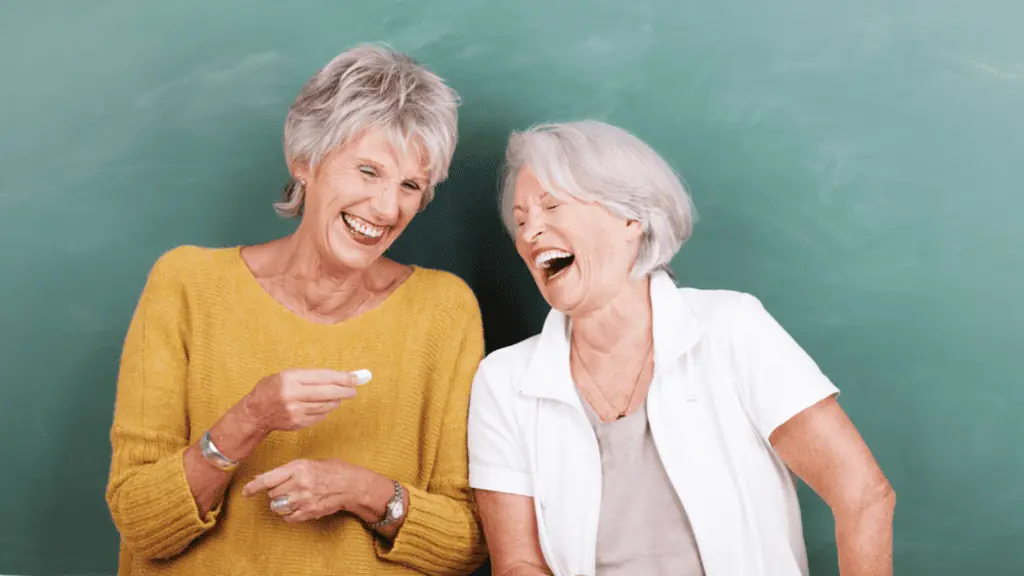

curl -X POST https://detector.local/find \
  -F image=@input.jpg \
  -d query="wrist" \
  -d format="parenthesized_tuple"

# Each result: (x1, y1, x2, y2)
(237, 393, 270, 438)
(349, 468, 399, 524)
(207, 403, 266, 463)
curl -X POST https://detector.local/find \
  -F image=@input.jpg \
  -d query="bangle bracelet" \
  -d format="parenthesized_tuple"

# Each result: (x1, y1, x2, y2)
(200, 430, 239, 471)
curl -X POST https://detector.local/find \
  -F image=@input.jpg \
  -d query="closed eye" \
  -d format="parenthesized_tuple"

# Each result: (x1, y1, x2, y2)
(358, 166, 378, 178)
(401, 180, 421, 191)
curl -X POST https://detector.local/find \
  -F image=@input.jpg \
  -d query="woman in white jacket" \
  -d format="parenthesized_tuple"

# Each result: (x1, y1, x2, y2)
(467, 120, 895, 576)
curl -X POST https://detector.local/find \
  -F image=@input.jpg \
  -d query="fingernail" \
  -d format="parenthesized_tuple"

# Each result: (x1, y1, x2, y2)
(351, 369, 372, 385)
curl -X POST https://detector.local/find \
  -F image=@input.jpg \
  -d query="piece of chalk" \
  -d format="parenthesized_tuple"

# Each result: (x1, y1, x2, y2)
(351, 369, 373, 385)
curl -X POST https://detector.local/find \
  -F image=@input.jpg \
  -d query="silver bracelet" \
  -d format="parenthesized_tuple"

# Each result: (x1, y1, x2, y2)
(200, 430, 239, 471)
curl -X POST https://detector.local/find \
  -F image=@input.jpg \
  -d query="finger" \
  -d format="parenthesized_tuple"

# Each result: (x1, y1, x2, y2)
(303, 400, 343, 416)
(296, 384, 357, 403)
(283, 510, 308, 523)
(282, 506, 320, 523)
(290, 369, 372, 388)
(267, 479, 299, 500)
(242, 466, 294, 497)
(270, 495, 297, 517)
(273, 490, 310, 518)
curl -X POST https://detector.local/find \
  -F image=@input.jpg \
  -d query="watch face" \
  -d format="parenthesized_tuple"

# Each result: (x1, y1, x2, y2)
(391, 500, 404, 519)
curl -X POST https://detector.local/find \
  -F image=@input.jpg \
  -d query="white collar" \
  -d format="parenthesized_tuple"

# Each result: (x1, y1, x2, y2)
(517, 271, 705, 403)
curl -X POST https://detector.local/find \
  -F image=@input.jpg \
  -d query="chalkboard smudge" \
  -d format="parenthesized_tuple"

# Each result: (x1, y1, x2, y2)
(135, 51, 285, 108)
(970, 61, 1023, 81)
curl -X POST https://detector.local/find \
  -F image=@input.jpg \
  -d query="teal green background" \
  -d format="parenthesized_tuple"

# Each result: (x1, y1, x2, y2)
(1, 1, 1022, 574)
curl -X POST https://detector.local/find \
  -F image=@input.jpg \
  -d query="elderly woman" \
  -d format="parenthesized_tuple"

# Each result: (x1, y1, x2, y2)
(468, 120, 895, 576)
(105, 44, 487, 575)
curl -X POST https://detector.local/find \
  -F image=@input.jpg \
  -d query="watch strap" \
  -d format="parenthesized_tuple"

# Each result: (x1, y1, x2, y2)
(369, 480, 404, 529)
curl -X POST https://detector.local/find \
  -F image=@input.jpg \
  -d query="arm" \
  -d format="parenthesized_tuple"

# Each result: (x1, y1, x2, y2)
(371, 299, 489, 575)
(771, 396, 895, 576)
(476, 491, 552, 576)
(107, 253, 359, 559)
(467, 358, 552, 575)
(105, 252, 252, 560)
(731, 293, 894, 575)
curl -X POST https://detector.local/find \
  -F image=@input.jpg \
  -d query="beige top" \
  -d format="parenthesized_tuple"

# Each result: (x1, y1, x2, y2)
(579, 393, 706, 576)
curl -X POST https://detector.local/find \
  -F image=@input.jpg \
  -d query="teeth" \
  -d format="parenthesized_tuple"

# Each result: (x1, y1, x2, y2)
(534, 249, 573, 268)
(342, 213, 385, 238)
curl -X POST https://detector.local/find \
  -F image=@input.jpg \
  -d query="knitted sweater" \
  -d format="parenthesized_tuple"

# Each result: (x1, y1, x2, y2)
(105, 245, 488, 575)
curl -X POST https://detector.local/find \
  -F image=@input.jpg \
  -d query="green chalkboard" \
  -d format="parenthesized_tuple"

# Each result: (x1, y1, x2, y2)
(1, 1, 1021, 574)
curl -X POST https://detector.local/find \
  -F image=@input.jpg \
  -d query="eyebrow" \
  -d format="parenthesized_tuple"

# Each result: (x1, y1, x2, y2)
(355, 157, 385, 169)
(355, 157, 430, 184)
(512, 192, 555, 213)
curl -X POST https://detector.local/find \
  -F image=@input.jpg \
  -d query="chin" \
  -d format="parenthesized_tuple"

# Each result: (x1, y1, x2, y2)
(325, 228, 388, 271)
(534, 270, 585, 314)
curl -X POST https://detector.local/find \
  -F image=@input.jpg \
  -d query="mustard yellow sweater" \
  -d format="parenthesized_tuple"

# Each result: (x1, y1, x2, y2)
(105, 246, 488, 576)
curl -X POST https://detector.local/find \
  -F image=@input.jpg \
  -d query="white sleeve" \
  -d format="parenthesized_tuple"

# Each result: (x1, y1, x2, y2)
(467, 361, 533, 496)
(732, 293, 840, 441)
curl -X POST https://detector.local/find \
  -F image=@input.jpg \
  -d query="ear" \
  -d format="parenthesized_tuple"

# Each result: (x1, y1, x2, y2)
(289, 159, 312, 185)
(625, 218, 645, 241)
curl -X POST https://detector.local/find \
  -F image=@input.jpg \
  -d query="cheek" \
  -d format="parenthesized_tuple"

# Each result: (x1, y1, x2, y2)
(393, 194, 424, 227)
(566, 217, 632, 266)
(311, 178, 352, 214)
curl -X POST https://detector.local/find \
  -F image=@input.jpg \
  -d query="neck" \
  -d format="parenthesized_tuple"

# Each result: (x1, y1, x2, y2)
(270, 231, 370, 317)
(570, 275, 653, 356)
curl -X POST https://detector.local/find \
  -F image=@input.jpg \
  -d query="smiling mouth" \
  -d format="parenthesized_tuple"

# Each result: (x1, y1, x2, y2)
(535, 249, 576, 281)
(341, 212, 389, 245)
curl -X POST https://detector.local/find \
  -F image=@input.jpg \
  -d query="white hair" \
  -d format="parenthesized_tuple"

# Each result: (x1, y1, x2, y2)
(500, 120, 696, 279)
(276, 43, 461, 217)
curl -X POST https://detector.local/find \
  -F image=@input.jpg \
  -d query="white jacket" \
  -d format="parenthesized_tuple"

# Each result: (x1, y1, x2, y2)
(467, 272, 839, 576)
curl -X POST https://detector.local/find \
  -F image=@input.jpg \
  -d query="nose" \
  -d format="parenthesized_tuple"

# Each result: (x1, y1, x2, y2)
(519, 208, 545, 244)
(368, 180, 400, 223)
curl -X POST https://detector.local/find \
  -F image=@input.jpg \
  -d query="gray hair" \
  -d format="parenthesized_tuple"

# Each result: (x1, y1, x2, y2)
(500, 120, 696, 279)
(276, 43, 461, 217)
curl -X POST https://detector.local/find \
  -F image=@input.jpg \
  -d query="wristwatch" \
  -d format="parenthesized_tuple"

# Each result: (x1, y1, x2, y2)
(369, 480, 405, 529)
(199, 430, 239, 471)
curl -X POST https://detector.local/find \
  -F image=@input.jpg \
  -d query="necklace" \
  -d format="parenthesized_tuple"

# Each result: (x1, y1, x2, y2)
(571, 335, 653, 420)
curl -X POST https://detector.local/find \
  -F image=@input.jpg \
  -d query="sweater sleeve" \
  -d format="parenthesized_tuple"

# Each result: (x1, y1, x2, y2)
(375, 291, 488, 575)
(105, 250, 221, 560)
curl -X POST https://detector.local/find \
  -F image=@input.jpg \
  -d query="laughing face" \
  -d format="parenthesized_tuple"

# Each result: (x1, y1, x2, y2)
(292, 127, 430, 271)
(512, 168, 644, 315)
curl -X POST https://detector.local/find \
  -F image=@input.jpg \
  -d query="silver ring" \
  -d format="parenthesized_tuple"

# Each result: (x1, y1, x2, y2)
(270, 495, 292, 514)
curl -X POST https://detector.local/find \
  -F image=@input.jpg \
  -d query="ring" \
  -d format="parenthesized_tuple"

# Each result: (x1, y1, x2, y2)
(270, 495, 292, 514)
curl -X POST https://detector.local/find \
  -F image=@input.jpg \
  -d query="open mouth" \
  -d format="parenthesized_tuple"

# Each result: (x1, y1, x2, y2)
(341, 212, 388, 245)
(535, 249, 576, 281)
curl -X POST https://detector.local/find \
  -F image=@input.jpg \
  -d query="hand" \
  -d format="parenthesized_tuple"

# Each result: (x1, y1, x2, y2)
(242, 458, 371, 523)
(241, 369, 370, 434)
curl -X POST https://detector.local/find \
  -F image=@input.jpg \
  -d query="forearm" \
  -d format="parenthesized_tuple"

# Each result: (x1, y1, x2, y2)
(496, 563, 553, 576)
(107, 408, 250, 556)
(340, 468, 410, 540)
(183, 402, 266, 515)
(835, 489, 896, 576)
(369, 480, 487, 575)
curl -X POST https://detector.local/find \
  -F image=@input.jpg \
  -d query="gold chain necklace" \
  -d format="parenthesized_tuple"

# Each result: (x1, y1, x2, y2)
(571, 335, 653, 420)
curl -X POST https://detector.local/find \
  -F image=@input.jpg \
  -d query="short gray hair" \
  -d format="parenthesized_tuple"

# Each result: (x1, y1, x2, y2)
(276, 43, 461, 217)
(500, 120, 696, 279)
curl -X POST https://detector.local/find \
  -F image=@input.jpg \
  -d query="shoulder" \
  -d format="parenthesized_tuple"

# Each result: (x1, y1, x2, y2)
(480, 333, 541, 372)
(148, 244, 237, 285)
(679, 287, 766, 328)
(473, 332, 543, 395)
(679, 287, 805, 356)
(140, 245, 241, 313)
(404, 266, 481, 320)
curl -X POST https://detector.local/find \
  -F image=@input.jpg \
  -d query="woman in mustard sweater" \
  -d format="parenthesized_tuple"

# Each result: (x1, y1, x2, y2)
(105, 44, 486, 575)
